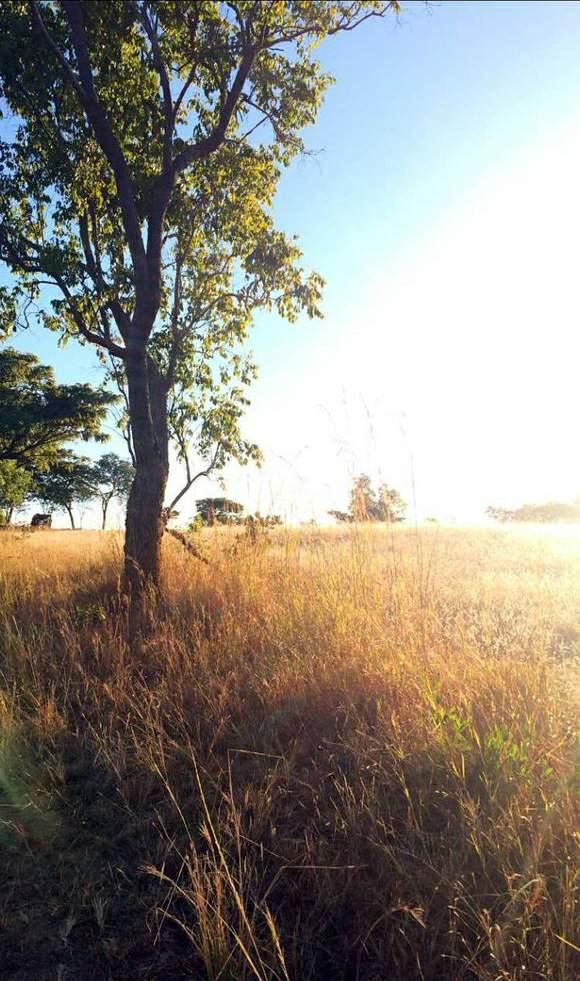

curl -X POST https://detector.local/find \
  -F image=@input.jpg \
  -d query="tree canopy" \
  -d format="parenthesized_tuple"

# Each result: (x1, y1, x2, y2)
(0, 346, 115, 471)
(0, 459, 32, 523)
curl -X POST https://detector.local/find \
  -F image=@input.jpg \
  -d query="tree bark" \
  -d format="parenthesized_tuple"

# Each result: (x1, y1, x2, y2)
(123, 346, 169, 632)
(101, 500, 108, 530)
(66, 506, 76, 529)
(124, 462, 166, 591)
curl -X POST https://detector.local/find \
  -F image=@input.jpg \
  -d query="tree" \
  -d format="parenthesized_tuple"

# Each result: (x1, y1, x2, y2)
(375, 482, 406, 522)
(330, 474, 407, 523)
(0, 459, 32, 523)
(0, 347, 116, 472)
(0, 1, 402, 624)
(86, 452, 134, 530)
(32, 452, 94, 528)
(328, 509, 353, 524)
(486, 501, 580, 524)
(485, 506, 517, 523)
(196, 497, 245, 527)
(350, 474, 376, 521)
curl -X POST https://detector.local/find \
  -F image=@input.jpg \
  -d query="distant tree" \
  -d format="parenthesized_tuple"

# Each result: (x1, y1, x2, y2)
(328, 509, 353, 524)
(350, 474, 376, 521)
(0, 348, 115, 472)
(486, 506, 517, 523)
(31, 453, 94, 529)
(330, 475, 407, 524)
(195, 498, 245, 527)
(375, 483, 407, 522)
(87, 453, 134, 530)
(0, 460, 32, 524)
(487, 501, 580, 523)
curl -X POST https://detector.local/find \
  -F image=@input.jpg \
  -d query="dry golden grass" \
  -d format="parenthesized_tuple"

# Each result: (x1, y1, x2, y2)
(0, 524, 577, 980)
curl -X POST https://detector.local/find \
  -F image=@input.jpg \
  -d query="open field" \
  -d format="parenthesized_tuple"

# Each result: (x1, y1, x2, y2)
(0, 525, 577, 980)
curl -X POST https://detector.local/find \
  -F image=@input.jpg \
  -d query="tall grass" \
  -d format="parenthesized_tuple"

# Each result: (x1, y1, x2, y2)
(0, 524, 577, 979)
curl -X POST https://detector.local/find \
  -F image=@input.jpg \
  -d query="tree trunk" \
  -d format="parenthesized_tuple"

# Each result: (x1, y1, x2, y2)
(66, 506, 76, 529)
(101, 500, 108, 531)
(123, 347, 169, 632)
(124, 463, 166, 583)
(6, 507, 13, 524)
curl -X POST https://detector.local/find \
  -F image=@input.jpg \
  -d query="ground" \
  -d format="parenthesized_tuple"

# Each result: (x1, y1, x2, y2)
(0, 524, 577, 980)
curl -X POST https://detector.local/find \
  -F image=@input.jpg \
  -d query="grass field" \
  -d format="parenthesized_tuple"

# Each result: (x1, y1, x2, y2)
(0, 524, 577, 980)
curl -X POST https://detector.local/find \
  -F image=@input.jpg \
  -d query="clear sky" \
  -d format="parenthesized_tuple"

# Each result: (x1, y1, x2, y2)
(9, 1, 580, 526)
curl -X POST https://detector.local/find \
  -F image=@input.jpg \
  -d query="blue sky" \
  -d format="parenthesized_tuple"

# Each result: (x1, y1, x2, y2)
(9, 1, 580, 525)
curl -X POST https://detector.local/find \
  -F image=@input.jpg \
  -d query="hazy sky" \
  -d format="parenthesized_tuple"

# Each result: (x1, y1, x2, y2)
(9, 1, 580, 526)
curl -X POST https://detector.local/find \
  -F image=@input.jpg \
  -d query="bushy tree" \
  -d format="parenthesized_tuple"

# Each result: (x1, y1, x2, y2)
(486, 506, 516, 523)
(0, 0, 402, 625)
(375, 482, 406, 522)
(328, 509, 353, 524)
(195, 497, 244, 527)
(486, 501, 580, 524)
(0, 459, 32, 523)
(331, 474, 406, 523)
(350, 474, 376, 521)
(0, 347, 116, 472)
(32, 452, 94, 528)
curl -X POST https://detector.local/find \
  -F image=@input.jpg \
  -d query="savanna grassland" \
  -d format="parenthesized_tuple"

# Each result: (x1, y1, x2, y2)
(0, 525, 577, 981)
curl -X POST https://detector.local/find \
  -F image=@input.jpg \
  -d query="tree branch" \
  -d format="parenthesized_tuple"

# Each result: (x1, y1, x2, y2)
(136, 0, 173, 173)
(108, 359, 136, 464)
(173, 44, 257, 174)
(165, 527, 209, 564)
(32, 1, 148, 287)
(51, 272, 127, 359)
(166, 442, 222, 515)
(78, 210, 131, 341)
